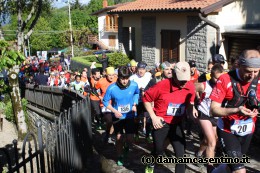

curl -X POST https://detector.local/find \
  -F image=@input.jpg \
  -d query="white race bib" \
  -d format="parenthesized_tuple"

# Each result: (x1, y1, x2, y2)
(166, 103, 185, 116)
(101, 106, 111, 113)
(118, 104, 131, 113)
(230, 118, 254, 136)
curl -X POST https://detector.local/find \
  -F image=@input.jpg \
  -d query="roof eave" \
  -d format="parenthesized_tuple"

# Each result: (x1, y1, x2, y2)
(91, 6, 116, 16)
(108, 8, 200, 14)
(200, 0, 235, 15)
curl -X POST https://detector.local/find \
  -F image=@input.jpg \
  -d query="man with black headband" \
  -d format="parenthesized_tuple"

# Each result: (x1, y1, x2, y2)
(210, 49, 260, 173)
(103, 66, 139, 166)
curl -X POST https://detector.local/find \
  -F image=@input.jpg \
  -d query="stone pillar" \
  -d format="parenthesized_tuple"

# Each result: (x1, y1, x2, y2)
(186, 16, 207, 72)
(141, 17, 156, 69)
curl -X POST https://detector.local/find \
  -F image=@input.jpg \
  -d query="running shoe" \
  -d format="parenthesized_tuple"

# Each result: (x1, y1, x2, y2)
(145, 137, 153, 144)
(134, 135, 140, 142)
(117, 156, 124, 166)
(145, 165, 154, 173)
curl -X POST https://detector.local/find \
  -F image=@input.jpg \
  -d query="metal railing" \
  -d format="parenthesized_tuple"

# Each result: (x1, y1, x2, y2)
(25, 84, 85, 115)
(0, 86, 92, 173)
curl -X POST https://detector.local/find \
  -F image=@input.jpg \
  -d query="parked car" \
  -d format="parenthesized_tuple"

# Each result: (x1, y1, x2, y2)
(93, 49, 113, 55)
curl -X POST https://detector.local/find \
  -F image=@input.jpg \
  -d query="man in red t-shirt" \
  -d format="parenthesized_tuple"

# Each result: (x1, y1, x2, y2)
(143, 62, 197, 173)
(210, 49, 260, 173)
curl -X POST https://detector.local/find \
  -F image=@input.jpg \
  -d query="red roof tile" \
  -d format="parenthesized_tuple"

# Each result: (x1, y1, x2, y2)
(111, 0, 220, 13)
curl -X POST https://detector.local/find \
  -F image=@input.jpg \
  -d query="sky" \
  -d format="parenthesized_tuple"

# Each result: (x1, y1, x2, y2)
(53, 0, 90, 8)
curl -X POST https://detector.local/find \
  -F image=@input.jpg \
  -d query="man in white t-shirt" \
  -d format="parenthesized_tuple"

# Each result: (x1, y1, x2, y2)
(130, 61, 152, 141)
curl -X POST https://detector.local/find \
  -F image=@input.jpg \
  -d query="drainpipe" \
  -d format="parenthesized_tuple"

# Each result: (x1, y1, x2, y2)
(199, 13, 221, 54)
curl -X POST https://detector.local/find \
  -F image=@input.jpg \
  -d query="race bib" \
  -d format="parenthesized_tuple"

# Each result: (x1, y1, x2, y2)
(118, 104, 131, 113)
(230, 118, 254, 136)
(101, 106, 111, 113)
(166, 103, 185, 116)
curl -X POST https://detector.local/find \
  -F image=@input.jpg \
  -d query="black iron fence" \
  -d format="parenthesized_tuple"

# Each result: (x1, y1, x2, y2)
(0, 86, 93, 173)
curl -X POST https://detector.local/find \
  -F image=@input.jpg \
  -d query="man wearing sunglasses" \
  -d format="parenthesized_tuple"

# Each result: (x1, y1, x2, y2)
(210, 49, 260, 173)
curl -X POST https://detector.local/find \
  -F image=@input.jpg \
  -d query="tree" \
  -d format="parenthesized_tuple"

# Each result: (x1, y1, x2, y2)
(0, 40, 26, 135)
(30, 17, 53, 52)
(0, 0, 52, 136)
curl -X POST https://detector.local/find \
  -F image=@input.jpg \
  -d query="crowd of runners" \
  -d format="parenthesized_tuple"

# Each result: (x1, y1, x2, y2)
(14, 49, 260, 173)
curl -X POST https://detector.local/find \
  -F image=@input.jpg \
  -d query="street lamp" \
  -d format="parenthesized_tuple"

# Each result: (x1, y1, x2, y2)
(68, 0, 74, 57)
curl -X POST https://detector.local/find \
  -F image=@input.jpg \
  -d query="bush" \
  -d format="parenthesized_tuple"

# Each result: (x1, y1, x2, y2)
(3, 95, 28, 124)
(5, 100, 14, 123)
(108, 52, 130, 68)
(0, 101, 5, 114)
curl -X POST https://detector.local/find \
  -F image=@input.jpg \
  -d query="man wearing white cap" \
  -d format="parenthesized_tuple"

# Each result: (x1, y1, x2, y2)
(143, 62, 197, 173)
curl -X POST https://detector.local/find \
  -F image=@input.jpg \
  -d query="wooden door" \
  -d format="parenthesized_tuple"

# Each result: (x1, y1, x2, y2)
(108, 35, 116, 47)
(161, 30, 180, 62)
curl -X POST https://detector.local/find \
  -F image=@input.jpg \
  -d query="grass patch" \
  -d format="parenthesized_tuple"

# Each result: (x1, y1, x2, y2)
(72, 55, 102, 67)
(72, 53, 115, 67)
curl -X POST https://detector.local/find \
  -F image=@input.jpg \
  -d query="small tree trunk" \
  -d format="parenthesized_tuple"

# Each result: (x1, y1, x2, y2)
(8, 67, 27, 137)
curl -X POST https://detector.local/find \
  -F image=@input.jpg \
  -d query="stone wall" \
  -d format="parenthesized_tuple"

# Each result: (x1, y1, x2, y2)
(141, 17, 156, 69)
(186, 16, 207, 72)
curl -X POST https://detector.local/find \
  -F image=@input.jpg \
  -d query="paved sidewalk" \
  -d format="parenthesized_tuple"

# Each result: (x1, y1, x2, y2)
(0, 115, 18, 148)
(1, 117, 259, 173)
(93, 124, 260, 173)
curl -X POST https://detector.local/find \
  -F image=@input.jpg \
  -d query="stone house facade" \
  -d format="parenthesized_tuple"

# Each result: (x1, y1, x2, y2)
(96, 0, 260, 71)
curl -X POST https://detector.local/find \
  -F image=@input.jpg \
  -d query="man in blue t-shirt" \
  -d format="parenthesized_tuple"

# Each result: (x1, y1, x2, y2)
(103, 66, 139, 166)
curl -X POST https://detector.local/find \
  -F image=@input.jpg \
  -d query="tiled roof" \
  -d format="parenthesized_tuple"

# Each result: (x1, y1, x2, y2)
(110, 0, 220, 13)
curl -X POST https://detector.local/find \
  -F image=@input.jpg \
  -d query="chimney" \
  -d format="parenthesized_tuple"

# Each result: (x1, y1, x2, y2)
(103, 0, 108, 8)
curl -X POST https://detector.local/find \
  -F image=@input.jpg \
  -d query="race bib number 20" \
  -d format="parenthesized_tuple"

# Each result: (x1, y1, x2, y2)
(230, 118, 254, 136)
(166, 103, 185, 116)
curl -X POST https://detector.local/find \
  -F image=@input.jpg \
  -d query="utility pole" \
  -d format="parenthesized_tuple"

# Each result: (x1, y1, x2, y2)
(68, 0, 74, 57)
(28, 38, 31, 57)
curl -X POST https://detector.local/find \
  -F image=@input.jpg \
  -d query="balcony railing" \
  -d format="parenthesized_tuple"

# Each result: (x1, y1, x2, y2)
(104, 25, 118, 32)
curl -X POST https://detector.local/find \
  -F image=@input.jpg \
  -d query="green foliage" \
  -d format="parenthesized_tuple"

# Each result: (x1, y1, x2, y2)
(0, 79, 8, 93)
(30, 17, 53, 52)
(0, 40, 25, 69)
(0, 101, 5, 113)
(5, 99, 14, 123)
(2, 96, 28, 124)
(73, 53, 130, 69)
(108, 52, 130, 68)
(72, 55, 102, 67)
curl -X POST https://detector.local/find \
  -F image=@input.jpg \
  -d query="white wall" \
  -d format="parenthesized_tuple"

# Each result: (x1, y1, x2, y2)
(97, 13, 119, 50)
(121, 13, 190, 63)
(215, 0, 260, 65)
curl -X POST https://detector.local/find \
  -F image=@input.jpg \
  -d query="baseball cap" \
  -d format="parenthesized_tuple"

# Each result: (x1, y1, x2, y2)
(188, 60, 196, 67)
(137, 61, 147, 69)
(174, 62, 190, 81)
(106, 67, 115, 75)
(60, 71, 65, 75)
(160, 61, 171, 70)
(213, 54, 225, 63)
